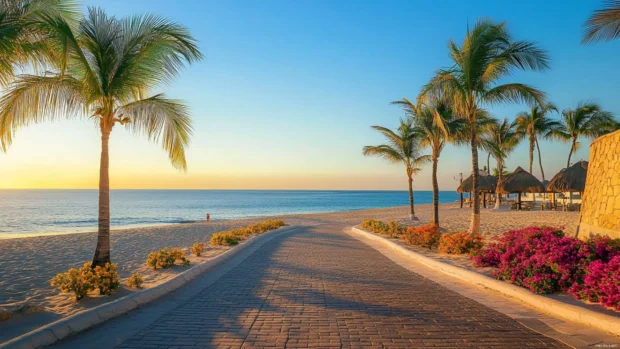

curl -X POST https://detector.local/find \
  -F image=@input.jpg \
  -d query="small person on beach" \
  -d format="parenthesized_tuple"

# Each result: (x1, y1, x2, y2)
(206, 213, 210, 222)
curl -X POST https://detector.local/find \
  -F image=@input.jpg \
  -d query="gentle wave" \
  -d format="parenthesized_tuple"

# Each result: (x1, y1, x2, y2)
(0, 190, 459, 236)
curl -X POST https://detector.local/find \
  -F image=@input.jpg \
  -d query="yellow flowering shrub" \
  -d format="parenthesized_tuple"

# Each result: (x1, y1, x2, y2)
(51, 262, 120, 299)
(146, 248, 190, 269)
(210, 232, 240, 246)
(127, 272, 144, 288)
(51, 262, 95, 300)
(92, 263, 120, 295)
(190, 242, 205, 256)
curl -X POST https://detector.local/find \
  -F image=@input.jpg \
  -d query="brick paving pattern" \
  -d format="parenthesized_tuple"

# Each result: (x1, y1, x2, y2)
(116, 225, 567, 348)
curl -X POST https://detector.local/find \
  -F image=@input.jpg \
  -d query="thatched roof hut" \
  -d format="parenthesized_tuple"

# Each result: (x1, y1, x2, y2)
(497, 166, 545, 194)
(546, 161, 588, 193)
(456, 175, 498, 194)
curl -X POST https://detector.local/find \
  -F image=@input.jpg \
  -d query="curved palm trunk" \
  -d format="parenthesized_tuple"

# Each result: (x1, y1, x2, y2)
(92, 125, 112, 267)
(487, 153, 491, 174)
(567, 137, 577, 168)
(469, 120, 481, 234)
(407, 174, 415, 220)
(528, 135, 535, 174)
(431, 150, 439, 226)
(535, 137, 545, 181)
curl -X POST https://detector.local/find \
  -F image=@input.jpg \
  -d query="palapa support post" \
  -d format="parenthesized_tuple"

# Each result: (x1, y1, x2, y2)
(518, 192, 522, 210)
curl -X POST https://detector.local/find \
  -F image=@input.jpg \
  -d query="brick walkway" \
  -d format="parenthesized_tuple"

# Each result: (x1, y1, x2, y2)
(116, 225, 567, 349)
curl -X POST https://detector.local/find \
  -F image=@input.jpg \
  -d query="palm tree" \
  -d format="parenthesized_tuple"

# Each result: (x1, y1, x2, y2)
(0, 8, 203, 266)
(481, 118, 522, 209)
(548, 102, 616, 168)
(363, 118, 430, 220)
(583, 0, 620, 44)
(392, 97, 465, 226)
(514, 103, 559, 180)
(0, 0, 79, 85)
(418, 19, 549, 233)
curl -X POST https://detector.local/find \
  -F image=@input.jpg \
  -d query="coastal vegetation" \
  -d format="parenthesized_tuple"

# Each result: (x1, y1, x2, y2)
(51, 262, 120, 300)
(210, 219, 285, 246)
(146, 248, 190, 269)
(417, 20, 550, 234)
(393, 97, 465, 226)
(363, 119, 430, 220)
(582, 0, 620, 44)
(0, 7, 203, 267)
(514, 103, 559, 180)
(127, 273, 144, 289)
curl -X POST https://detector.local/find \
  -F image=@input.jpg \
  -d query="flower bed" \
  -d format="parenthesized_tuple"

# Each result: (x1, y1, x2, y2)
(472, 226, 620, 310)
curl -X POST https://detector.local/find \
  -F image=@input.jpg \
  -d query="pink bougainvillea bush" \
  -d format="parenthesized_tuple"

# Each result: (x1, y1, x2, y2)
(471, 226, 620, 310)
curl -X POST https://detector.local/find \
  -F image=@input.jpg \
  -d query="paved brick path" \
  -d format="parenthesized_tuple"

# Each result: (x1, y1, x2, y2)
(116, 225, 567, 349)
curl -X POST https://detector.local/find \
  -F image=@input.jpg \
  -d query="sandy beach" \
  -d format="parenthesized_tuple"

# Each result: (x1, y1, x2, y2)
(0, 202, 580, 342)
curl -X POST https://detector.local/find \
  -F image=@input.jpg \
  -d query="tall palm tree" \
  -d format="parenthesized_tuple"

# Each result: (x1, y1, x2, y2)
(0, 0, 79, 85)
(418, 20, 549, 233)
(514, 103, 559, 180)
(392, 97, 465, 226)
(583, 0, 620, 44)
(481, 118, 522, 209)
(363, 118, 430, 220)
(0, 8, 203, 266)
(548, 102, 616, 168)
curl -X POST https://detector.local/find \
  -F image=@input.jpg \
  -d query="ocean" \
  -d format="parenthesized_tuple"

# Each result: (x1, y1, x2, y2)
(0, 190, 459, 237)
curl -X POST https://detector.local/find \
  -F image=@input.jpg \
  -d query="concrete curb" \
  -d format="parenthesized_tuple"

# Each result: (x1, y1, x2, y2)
(348, 226, 620, 337)
(1, 226, 299, 349)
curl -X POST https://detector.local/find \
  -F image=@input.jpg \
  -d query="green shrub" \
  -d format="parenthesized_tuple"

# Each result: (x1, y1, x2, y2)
(127, 272, 144, 288)
(360, 219, 403, 238)
(146, 248, 190, 269)
(190, 242, 205, 256)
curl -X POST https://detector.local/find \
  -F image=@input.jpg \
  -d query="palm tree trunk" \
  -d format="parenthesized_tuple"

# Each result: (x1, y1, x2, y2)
(431, 151, 439, 226)
(535, 137, 545, 181)
(528, 136, 535, 174)
(92, 125, 112, 267)
(494, 159, 503, 210)
(487, 152, 491, 174)
(567, 137, 577, 168)
(407, 174, 415, 220)
(469, 119, 481, 234)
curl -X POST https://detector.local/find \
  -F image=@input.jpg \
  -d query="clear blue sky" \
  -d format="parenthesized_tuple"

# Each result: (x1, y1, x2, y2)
(0, 0, 618, 190)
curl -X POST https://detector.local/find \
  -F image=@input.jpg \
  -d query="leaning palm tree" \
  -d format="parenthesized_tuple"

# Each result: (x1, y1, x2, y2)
(481, 118, 522, 209)
(418, 19, 549, 233)
(0, 8, 203, 266)
(514, 102, 559, 180)
(363, 118, 430, 220)
(583, 0, 620, 44)
(0, 0, 79, 85)
(548, 102, 616, 168)
(392, 97, 465, 226)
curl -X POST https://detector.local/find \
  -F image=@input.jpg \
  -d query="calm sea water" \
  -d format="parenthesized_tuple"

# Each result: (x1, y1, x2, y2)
(0, 190, 459, 237)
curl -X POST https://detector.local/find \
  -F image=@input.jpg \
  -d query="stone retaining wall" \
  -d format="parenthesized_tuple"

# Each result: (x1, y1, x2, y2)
(578, 130, 620, 239)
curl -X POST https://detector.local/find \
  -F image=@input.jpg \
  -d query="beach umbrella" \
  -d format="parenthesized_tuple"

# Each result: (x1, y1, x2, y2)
(546, 161, 588, 193)
(497, 166, 545, 210)
(457, 175, 498, 208)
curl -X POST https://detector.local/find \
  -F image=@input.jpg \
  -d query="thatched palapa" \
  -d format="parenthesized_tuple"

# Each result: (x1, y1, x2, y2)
(456, 175, 498, 194)
(546, 161, 588, 193)
(496, 166, 545, 194)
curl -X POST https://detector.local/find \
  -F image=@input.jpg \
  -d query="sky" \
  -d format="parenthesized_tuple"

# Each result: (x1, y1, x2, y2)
(0, 0, 618, 190)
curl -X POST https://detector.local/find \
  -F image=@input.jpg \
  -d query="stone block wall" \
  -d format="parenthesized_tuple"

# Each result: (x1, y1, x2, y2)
(578, 130, 620, 239)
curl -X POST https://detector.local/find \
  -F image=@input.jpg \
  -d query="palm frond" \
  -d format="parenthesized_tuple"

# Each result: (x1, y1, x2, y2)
(482, 83, 546, 106)
(362, 145, 404, 164)
(583, 0, 620, 44)
(0, 73, 87, 151)
(120, 93, 193, 171)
